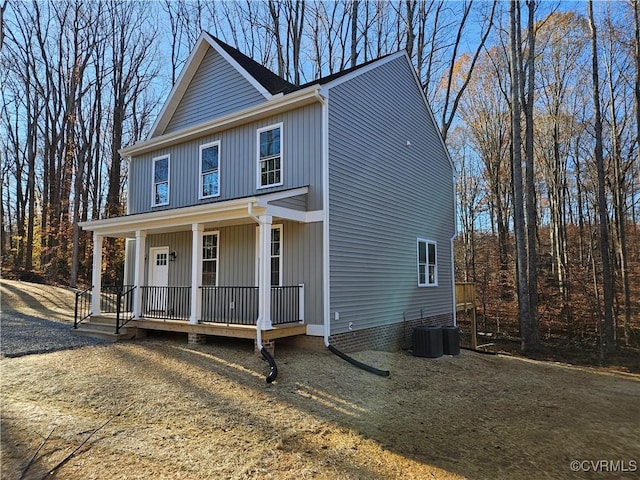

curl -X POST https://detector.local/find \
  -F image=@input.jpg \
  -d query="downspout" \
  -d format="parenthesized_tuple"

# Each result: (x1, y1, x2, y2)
(317, 89, 332, 350)
(248, 202, 278, 383)
(317, 90, 389, 378)
(451, 169, 459, 327)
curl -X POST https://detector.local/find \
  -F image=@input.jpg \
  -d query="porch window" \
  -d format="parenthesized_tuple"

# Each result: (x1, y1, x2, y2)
(153, 155, 169, 206)
(417, 238, 437, 287)
(202, 233, 219, 286)
(199, 141, 220, 198)
(271, 226, 281, 286)
(257, 123, 282, 188)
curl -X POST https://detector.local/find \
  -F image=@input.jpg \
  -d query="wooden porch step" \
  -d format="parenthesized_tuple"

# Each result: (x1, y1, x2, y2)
(71, 322, 137, 341)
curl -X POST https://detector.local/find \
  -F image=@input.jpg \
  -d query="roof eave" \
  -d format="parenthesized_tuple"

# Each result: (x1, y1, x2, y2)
(120, 85, 322, 158)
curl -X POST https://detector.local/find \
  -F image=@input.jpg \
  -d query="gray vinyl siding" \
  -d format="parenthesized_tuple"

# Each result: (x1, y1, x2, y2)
(327, 56, 455, 335)
(140, 221, 323, 325)
(271, 194, 308, 211)
(128, 103, 323, 214)
(164, 47, 266, 135)
(146, 231, 192, 287)
(124, 239, 136, 286)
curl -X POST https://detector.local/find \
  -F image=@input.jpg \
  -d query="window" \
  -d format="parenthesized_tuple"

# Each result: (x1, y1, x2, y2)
(200, 142, 220, 198)
(417, 239, 437, 286)
(153, 155, 169, 206)
(202, 233, 219, 286)
(257, 124, 282, 188)
(270, 226, 281, 286)
(255, 225, 282, 286)
(156, 253, 167, 266)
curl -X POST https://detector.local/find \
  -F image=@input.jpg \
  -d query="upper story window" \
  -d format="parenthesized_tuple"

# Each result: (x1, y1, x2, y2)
(257, 123, 283, 188)
(200, 141, 220, 198)
(417, 238, 437, 287)
(153, 155, 170, 206)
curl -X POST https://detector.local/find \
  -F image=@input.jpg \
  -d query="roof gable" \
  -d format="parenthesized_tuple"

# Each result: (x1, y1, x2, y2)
(148, 33, 296, 139)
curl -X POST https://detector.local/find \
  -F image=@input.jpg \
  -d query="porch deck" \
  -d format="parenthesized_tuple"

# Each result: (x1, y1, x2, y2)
(132, 318, 307, 341)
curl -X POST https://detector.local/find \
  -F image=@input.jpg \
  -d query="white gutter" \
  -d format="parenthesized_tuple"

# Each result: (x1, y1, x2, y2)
(451, 169, 459, 327)
(317, 89, 331, 347)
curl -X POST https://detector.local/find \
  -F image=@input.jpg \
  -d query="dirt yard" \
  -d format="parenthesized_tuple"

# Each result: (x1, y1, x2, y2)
(1, 280, 639, 479)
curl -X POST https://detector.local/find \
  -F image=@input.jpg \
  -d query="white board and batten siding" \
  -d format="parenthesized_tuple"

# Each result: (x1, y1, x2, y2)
(127, 103, 323, 215)
(163, 47, 266, 135)
(327, 55, 456, 335)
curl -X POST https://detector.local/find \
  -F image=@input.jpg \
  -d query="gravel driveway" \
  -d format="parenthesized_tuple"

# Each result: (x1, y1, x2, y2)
(1, 312, 108, 357)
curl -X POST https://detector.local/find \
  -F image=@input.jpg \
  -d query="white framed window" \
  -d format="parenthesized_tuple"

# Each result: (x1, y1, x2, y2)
(270, 226, 282, 286)
(257, 123, 283, 189)
(417, 238, 437, 287)
(199, 141, 220, 198)
(202, 232, 219, 286)
(255, 225, 283, 286)
(152, 155, 170, 206)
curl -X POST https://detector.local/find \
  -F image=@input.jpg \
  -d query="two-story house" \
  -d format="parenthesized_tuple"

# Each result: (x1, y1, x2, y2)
(78, 32, 457, 359)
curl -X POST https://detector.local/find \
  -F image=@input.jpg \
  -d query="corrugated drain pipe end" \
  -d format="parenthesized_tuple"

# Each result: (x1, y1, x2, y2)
(327, 344, 390, 377)
(261, 347, 278, 383)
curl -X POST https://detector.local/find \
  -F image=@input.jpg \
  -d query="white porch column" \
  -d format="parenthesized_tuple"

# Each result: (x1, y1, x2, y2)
(133, 230, 146, 319)
(91, 234, 103, 316)
(257, 215, 273, 330)
(190, 223, 204, 324)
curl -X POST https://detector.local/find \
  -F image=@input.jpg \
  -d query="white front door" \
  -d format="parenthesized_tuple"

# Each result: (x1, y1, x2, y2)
(148, 246, 169, 311)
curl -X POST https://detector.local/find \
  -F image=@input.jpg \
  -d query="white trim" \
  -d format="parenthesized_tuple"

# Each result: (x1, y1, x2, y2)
(91, 234, 103, 316)
(417, 238, 438, 287)
(122, 86, 321, 158)
(133, 231, 146, 319)
(190, 224, 204, 324)
(203, 33, 273, 100)
(257, 215, 273, 330)
(201, 231, 220, 286)
(152, 154, 170, 207)
(322, 50, 406, 90)
(199, 140, 221, 199)
(79, 187, 309, 237)
(147, 33, 274, 139)
(451, 236, 457, 327)
(320, 91, 331, 346)
(306, 324, 324, 336)
(147, 35, 210, 138)
(256, 122, 284, 189)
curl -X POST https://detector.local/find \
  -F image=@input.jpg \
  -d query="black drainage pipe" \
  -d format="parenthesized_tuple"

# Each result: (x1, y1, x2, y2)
(328, 344, 390, 377)
(460, 346, 498, 355)
(261, 347, 278, 383)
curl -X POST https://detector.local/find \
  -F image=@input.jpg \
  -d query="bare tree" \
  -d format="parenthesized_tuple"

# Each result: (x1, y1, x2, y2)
(588, 0, 616, 354)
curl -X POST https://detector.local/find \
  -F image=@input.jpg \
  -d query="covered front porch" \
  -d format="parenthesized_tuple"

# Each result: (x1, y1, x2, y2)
(76, 187, 322, 346)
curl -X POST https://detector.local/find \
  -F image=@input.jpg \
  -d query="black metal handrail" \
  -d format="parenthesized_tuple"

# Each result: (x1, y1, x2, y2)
(116, 285, 136, 334)
(271, 285, 302, 325)
(74, 285, 92, 328)
(101, 285, 134, 314)
(199, 285, 303, 326)
(200, 286, 259, 325)
(141, 286, 191, 320)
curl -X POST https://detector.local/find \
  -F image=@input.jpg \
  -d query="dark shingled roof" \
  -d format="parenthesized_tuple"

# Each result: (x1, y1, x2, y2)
(209, 32, 401, 95)
(209, 34, 298, 95)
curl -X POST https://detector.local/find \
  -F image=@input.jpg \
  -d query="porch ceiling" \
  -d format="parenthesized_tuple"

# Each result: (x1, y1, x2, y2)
(79, 187, 319, 238)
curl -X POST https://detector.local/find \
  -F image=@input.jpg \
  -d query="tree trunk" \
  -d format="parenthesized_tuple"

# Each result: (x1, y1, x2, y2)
(588, 0, 615, 354)
(523, 0, 540, 348)
(510, 0, 532, 353)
